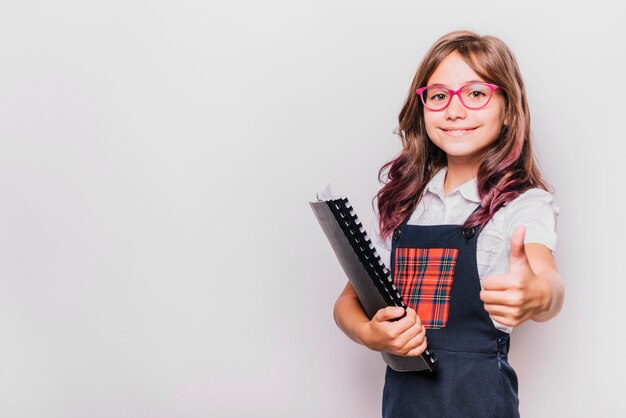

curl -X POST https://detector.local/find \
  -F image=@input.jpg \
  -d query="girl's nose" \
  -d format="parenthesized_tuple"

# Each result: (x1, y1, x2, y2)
(445, 93, 466, 119)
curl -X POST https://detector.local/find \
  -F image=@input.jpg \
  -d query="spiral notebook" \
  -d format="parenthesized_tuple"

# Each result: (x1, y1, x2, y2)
(310, 185, 438, 372)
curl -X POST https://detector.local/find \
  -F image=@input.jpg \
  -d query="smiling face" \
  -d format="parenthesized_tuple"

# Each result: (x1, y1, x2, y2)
(423, 52, 507, 167)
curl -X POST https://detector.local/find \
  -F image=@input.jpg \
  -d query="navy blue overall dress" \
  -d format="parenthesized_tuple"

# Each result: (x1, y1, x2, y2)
(382, 206, 520, 418)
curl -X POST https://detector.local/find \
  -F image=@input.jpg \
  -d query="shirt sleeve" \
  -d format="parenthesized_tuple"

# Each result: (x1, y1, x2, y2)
(503, 188, 560, 253)
(369, 215, 392, 269)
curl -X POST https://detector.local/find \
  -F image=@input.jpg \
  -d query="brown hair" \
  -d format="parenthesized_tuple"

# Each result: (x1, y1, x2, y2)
(375, 30, 552, 241)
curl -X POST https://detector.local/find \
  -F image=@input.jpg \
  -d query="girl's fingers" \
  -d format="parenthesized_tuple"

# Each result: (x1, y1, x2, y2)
(481, 290, 518, 306)
(489, 314, 518, 328)
(483, 303, 512, 317)
(404, 336, 429, 357)
(398, 323, 426, 354)
(481, 276, 518, 292)
(401, 322, 426, 348)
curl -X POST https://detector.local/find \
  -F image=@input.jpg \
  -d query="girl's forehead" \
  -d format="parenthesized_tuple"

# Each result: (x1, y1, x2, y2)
(426, 52, 486, 87)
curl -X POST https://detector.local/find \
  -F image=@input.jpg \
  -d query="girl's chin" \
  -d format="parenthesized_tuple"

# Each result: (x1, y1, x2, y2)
(437, 145, 485, 160)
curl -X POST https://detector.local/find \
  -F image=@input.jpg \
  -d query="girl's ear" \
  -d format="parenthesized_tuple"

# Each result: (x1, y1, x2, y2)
(501, 108, 508, 127)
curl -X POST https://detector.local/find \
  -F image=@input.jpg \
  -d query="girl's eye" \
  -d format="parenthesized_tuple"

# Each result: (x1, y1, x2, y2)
(427, 90, 449, 102)
(467, 89, 486, 98)
(464, 85, 489, 101)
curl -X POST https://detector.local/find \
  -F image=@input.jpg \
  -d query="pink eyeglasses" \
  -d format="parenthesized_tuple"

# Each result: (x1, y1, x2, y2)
(416, 82, 502, 111)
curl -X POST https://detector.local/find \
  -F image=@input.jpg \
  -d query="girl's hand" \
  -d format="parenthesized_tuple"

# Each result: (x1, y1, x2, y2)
(480, 226, 551, 327)
(360, 306, 427, 356)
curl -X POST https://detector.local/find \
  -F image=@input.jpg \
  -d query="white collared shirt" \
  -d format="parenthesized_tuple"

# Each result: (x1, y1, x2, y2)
(370, 166, 560, 333)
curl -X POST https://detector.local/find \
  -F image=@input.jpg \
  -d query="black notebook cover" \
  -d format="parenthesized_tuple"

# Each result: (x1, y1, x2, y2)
(310, 186, 438, 372)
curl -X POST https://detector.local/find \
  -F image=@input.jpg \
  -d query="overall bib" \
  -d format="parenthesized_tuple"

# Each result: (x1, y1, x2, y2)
(382, 207, 520, 418)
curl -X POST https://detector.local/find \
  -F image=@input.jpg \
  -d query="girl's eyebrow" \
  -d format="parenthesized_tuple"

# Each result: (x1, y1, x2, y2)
(429, 79, 485, 86)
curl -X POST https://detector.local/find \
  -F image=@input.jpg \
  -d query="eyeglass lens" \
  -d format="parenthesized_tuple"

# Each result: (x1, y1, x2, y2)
(422, 84, 492, 110)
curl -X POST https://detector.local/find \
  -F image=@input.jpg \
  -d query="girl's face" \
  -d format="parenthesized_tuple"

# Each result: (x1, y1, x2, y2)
(423, 52, 506, 166)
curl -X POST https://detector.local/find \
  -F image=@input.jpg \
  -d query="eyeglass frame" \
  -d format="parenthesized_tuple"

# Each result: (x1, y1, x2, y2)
(415, 82, 502, 111)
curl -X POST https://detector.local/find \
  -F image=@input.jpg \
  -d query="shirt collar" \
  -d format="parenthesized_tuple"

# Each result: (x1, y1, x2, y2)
(423, 166, 481, 203)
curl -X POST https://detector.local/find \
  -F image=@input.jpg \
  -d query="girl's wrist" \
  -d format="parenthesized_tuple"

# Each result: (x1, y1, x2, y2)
(532, 272, 555, 320)
(355, 320, 373, 349)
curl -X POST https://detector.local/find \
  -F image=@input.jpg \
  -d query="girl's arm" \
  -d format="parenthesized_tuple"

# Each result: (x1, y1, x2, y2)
(333, 282, 371, 346)
(525, 243, 565, 322)
(480, 226, 565, 327)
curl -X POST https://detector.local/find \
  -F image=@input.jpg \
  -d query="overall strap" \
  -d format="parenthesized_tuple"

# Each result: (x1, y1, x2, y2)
(461, 204, 483, 240)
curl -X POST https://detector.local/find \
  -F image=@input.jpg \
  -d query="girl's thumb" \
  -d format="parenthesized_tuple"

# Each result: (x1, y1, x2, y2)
(377, 306, 406, 321)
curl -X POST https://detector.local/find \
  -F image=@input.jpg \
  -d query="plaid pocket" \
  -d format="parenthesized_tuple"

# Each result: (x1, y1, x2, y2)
(394, 248, 459, 329)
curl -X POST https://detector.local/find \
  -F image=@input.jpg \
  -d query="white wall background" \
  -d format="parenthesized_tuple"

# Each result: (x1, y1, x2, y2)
(1, 1, 624, 417)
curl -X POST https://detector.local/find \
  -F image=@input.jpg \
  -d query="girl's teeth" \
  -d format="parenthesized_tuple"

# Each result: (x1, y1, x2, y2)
(446, 129, 474, 136)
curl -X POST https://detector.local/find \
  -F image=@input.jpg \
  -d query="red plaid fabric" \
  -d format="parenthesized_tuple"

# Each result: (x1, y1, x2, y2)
(394, 248, 459, 329)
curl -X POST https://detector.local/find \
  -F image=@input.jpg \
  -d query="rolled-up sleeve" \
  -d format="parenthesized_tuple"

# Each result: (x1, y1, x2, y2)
(504, 189, 560, 253)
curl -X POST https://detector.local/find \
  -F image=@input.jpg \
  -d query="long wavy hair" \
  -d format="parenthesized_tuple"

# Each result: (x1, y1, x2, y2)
(375, 30, 552, 242)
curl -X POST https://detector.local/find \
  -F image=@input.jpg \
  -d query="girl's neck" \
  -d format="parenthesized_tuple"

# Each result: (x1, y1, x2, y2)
(444, 158, 478, 196)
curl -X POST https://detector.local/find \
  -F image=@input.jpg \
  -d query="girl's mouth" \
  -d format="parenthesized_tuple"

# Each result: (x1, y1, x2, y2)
(441, 127, 477, 137)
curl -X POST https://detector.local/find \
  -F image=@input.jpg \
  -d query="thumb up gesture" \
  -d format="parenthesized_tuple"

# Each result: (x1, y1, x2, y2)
(480, 226, 552, 327)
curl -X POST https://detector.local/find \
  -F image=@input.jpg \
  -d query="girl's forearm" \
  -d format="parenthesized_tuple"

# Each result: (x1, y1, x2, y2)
(531, 270, 565, 322)
(333, 292, 371, 347)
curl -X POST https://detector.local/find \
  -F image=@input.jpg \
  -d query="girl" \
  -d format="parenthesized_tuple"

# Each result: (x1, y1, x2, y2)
(333, 31, 564, 417)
